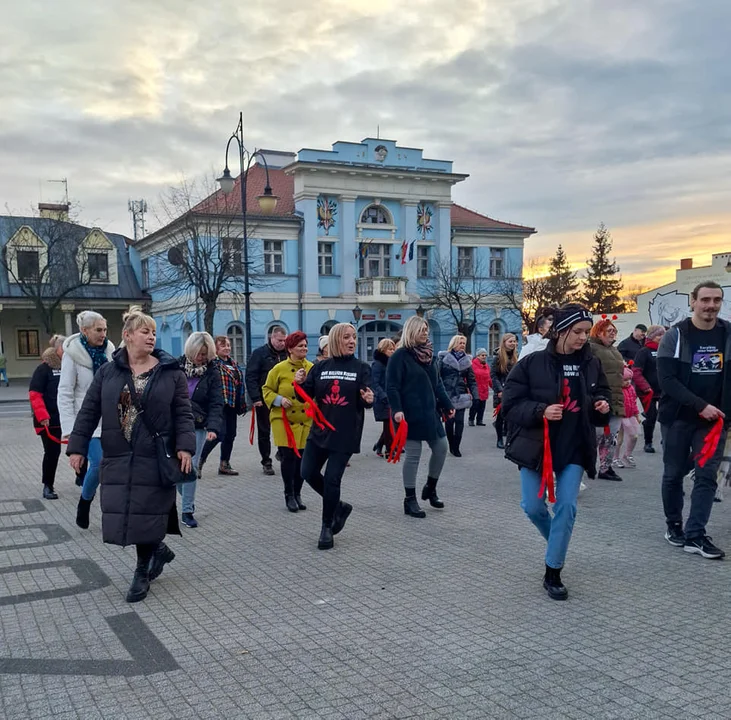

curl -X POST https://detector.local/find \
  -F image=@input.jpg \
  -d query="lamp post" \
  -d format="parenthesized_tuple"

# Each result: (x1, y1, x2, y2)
(415, 303, 425, 318)
(352, 303, 363, 326)
(217, 112, 279, 362)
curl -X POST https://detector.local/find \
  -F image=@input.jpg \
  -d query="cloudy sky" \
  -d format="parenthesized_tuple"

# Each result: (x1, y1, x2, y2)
(1, 0, 729, 288)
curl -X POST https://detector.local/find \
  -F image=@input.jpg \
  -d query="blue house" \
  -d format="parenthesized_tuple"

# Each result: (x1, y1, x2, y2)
(136, 139, 535, 363)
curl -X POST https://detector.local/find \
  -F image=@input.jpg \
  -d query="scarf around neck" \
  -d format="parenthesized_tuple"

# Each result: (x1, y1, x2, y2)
(410, 340, 434, 366)
(80, 334, 109, 374)
(451, 349, 466, 361)
(183, 358, 208, 378)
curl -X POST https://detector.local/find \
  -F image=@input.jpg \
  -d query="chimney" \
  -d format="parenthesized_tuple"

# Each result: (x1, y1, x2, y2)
(39, 202, 70, 222)
(680, 258, 693, 270)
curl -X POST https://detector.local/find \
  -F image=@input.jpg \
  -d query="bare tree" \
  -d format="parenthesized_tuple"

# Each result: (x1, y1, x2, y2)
(420, 254, 497, 351)
(0, 209, 94, 336)
(621, 284, 650, 313)
(150, 176, 281, 334)
(493, 257, 551, 330)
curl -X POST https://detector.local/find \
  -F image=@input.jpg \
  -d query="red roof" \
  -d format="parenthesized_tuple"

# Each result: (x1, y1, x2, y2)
(450, 203, 535, 233)
(191, 164, 296, 217)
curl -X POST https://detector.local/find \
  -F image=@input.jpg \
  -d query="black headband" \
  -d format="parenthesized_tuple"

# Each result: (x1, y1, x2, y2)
(553, 308, 593, 333)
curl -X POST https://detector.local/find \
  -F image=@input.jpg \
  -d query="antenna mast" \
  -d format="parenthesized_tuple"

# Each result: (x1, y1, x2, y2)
(128, 199, 148, 242)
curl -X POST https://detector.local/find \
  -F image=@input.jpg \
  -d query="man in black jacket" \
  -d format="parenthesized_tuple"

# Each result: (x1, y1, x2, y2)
(657, 281, 731, 559)
(617, 324, 647, 362)
(245, 326, 287, 475)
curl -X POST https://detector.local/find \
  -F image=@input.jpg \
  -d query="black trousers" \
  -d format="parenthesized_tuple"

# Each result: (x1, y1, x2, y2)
(445, 409, 466, 450)
(300, 440, 352, 525)
(39, 428, 62, 488)
(469, 399, 487, 424)
(375, 420, 393, 453)
(136, 543, 156, 565)
(255, 404, 273, 465)
(201, 406, 239, 464)
(279, 446, 304, 498)
(643, 397, 658, 445)
(494, 408, 505, 440)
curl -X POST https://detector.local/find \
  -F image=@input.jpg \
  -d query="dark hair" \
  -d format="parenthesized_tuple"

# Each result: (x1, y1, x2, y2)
(691, 281, 723, 300)
(635, 324, 647, 332)
(548, 303, 592, 339)
(532, 312, 553, 335)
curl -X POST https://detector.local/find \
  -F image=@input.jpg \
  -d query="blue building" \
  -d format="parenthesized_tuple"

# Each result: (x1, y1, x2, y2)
(136, 138, 535, 363)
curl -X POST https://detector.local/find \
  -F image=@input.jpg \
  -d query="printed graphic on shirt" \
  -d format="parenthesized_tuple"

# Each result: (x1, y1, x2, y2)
(322, 379, 349, 406)
(692, 346, 723, 374)
(561, 363, 580, 413)
(320, 370, 358, 382)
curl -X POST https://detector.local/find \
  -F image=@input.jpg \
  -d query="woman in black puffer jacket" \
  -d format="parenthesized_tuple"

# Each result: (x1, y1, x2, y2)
(437, 335, 478, 457)
(490, 333, 518, 449)
(502, 304, 611, 601)
(68, 307, 196, 604)
(371, 338, 396, 456)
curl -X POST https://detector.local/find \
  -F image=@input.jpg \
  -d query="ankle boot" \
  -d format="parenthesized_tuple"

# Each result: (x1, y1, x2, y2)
(43, 485, 58, 500)
(126, 562, 151, 603)
(496, 437, 505, 449)
(295, 495, 307, 510)
(148, 542, 175, 581)
(403, 489, 426, 518)
(318, 523, 334, 550)
(76, 496, 92, 529)
(543, 565, 568, 601)
(421, 477, 444, 509)
(285, 495, 299, 512)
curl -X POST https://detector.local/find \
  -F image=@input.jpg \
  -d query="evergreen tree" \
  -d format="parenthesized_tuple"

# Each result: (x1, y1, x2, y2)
(580, 223, 625, 313)
(544, 244, 579, 306)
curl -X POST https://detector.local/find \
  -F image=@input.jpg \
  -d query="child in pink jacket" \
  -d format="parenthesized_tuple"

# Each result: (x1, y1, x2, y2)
(616, 366, 641, 468)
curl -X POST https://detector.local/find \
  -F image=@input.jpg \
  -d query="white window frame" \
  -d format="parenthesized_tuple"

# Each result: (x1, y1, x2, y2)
(141, 258, 150, 288)
(263, 240, 284, 275)
(360, 204, 392, 225)
(488, 322, 502, 355)
(457, 247, 474, 277)
(490, 248, 505, 278)
(16, 250, 40, 281)
(359, 243, 391, 278)
(318, 241, 334, 276)
(222, 237, 243, 275)
(87, 251, 110, 282)
(417, 245, 430, 278)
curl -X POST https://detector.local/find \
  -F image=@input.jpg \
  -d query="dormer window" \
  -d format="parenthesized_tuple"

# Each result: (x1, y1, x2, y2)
(88, 252, 109, 281)
(360, 205, 391, 225)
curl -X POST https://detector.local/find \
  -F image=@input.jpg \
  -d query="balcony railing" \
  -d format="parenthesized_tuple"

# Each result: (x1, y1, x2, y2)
(355, 277, 409, 302)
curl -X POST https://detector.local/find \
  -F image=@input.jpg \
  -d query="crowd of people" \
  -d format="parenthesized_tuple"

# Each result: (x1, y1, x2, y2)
(21, 279, 730, 603)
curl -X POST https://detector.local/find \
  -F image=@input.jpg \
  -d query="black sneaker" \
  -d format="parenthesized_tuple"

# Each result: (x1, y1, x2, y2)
(598, 468, 623, 481)
(664, 524, 685, 547)
(644, 444, 656, 454)
(684, 535, 725, 559)
(181, 512, 198, 528)
(43, 485, 58, 500)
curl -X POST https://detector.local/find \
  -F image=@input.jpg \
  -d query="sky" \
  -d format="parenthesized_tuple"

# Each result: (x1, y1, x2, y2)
(1, 0, 729, 290)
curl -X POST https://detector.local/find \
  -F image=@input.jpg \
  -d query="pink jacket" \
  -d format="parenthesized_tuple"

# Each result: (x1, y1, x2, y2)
(623, 383, 639, 418)
(472, 357, 492, 401)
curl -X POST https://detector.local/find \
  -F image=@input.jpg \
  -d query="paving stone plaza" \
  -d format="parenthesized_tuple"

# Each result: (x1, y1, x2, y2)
(1, 408, 730, 720)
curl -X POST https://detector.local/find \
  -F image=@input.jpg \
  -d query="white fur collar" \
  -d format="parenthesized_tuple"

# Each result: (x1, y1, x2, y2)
(63, 333, 115, 368)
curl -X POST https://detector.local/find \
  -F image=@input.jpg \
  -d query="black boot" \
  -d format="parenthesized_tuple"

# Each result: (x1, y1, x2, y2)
(543, 565, 568, 601)
(318, 523, 334, 550)
(76, 496, 92, 529)
(148, 542, 175, 581)
(451, 439, 462, 458)
(421, 477, 444, 509)
(496, 437, 505, 449)
(404, 488, 426, 518)
(332, 502, 353, 535)
(285, 495, 299, 512)
(43, 485, 58, 500)
(126, 562, 151, 603)
(295, 495, 307, 510)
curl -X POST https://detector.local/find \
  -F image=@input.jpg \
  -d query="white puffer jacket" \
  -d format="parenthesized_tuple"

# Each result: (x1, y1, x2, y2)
(58, 334, 115, 437)
(518, 333, 549, 361)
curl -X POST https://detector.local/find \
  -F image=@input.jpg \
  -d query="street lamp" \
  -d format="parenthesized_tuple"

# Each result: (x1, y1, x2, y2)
(218, 111, 279, 362)
(352, 303, 363, 325)
(415, 303, 425, 318)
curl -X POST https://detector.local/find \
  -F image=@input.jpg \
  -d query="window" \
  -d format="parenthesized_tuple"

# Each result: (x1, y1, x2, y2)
(318, 242, 334, 276)
(88, 252, 109, 281)
(263, 240, 283, 274)
(488, 322, 501, 355)
(360, 205, 391, 225)
(227, 324, 245, 364)
(490, 248, 505, 278)
(17, 329, 40, 358)
(320, 320, 337, 336)
(182, 322, 193, 341)
(417, 246, 430, 278)
(457, 247, 474, 277)
(222, 237, 243, 275)
(359, 243, 391, 278)
(141, 258, 150, 288)
(16, 250, 40, 281)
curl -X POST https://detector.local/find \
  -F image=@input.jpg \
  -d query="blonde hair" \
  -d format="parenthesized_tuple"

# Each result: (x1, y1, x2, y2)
(376, 338, 396, 354)
(646, 324, 665, 340)
(328, 323, 356, 358)
(122, 305, 156, 335)
(399, 316, 429, 349)
(76, 310, 106, 330)
(447, 334, 467, 352)
(48, 334, 66, 350)
(496, 333, 517, 375)
(184, 331, 216, 365)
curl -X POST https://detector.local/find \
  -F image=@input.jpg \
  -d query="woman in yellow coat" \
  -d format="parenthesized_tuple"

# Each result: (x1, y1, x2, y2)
(262, 331, 313, 512)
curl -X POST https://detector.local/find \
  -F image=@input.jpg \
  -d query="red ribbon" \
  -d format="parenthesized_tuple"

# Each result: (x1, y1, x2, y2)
(292, 381, 336, 432)
(696, 417, 725, 468)
(539, 416, 556, 502)
(641, 390, 653, 414)
(603, 424, 611, 436)
(493, 403, 501, 419)
(249, 408, 256, 445)
(388, 416, 409, 464)
(43, 427, 68, 445)
(281, 412, 301, 458)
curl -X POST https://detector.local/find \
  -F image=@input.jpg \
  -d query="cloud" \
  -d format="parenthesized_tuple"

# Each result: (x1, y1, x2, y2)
(0, 0, 728, 294)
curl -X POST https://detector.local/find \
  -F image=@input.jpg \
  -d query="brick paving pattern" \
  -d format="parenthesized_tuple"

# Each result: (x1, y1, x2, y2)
(1, 411, 730, 719)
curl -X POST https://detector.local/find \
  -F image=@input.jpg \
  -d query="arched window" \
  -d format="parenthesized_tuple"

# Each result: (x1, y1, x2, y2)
(488, 322, 502, 356)
(320, 320, 337, 336)
(227, 323, 245, 365)
(182, 322, 193, 341)
(360, 204, 392, 225)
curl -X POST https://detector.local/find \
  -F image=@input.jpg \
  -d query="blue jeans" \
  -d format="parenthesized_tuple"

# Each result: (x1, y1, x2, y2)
(177, 429, 206, 514)
(520, 464, 584, 569)
(81, 438, 103, 501)
(0, 368, 7, 384)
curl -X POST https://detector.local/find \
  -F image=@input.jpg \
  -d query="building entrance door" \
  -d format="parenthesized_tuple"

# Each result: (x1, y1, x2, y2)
(357, 321, 401, 362)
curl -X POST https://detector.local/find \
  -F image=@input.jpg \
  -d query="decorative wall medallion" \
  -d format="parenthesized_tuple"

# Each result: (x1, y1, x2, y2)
(374, 145, 388, 163)
(317, 197, 338, 235)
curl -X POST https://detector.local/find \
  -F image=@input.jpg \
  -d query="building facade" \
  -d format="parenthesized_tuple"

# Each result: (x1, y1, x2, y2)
(0, 205, 147, 378)
(136, 138, 536, 363)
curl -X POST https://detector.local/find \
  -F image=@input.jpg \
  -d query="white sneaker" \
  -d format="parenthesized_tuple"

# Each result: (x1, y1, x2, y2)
(624, 456, 636, 468)
(614, 458, 625, 468)
(579, 481, 587, 492)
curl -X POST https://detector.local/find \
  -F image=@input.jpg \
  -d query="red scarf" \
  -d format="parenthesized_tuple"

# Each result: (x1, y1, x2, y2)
(387, 414, 408, 463)
(696, 417, 724, 468)
(540, 417, 556, 502)
(493, 403, 501, 419)
(249, 409, 256, 445)
(292, 381, 336, 431)
(281, 413, 301, 458)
